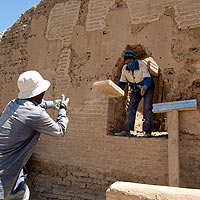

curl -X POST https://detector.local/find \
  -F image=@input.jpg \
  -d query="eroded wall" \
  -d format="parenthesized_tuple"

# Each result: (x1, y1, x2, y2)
(1, 0, 200, 199)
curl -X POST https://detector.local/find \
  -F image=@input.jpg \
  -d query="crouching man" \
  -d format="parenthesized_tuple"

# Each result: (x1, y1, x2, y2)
(0, 70, 69, 199)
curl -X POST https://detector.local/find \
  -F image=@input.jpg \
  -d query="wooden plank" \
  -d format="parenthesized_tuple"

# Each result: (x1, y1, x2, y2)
(153, 99, 196, 107)
(143, 57, 159, 77)
(153, 99, 197, 113)
(93, 80, 124, 98)
(167, 110, 179, 187)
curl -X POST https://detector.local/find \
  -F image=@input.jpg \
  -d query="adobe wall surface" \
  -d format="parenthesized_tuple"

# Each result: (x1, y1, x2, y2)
(1, 0, 200, 199)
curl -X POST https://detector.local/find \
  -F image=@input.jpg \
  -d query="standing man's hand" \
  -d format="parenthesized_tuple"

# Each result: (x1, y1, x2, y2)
(140, 85, 148, 96)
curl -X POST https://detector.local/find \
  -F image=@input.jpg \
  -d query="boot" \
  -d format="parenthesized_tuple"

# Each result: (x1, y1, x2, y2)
(143, 131, 151, 137)
(115, 130, 129, 136)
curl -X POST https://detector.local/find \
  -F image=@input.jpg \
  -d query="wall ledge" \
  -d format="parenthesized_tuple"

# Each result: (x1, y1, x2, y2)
(106, 181, 200, 200)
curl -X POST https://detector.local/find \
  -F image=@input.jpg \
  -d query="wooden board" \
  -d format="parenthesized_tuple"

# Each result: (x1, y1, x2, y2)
(93, 80, 124, 98)
(143, 57, 159, 77)
(152, 99, 197, 113)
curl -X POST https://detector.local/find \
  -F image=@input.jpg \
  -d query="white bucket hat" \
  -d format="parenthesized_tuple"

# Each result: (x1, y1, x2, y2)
(17, 70, 50, 99)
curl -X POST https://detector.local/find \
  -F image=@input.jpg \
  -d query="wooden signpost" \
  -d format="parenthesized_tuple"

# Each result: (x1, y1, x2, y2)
(152, 99, 197, 187)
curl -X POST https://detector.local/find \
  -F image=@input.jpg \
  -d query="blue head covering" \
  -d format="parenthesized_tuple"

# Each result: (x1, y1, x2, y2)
(124, 50, 136, 59)
(124, 50, 139, 72)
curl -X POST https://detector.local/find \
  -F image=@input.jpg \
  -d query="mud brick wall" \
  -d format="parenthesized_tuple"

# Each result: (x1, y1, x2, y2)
(27, 137, 168, 200)
(1, 0, 200, 199)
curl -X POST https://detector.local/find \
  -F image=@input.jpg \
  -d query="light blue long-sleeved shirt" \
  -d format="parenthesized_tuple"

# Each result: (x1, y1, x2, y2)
(0, 98, 69, 199)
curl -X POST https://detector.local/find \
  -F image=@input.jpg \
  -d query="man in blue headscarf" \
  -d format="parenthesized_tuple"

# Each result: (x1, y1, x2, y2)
(116, 50, 154, 137)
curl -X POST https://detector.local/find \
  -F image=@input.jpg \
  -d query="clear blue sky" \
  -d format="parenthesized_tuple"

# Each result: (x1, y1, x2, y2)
(0, 0, 41, 32)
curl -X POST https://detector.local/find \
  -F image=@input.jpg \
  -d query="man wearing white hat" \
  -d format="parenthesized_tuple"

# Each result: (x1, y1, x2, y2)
(0, 70, 69, 200)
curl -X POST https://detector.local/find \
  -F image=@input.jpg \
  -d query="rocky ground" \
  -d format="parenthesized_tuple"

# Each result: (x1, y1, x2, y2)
(131, 130, 168, 137)
(110, 130, 168, 138)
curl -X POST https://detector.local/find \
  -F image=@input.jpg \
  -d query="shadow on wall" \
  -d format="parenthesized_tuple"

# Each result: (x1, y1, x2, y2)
(107, 45, 167, 135)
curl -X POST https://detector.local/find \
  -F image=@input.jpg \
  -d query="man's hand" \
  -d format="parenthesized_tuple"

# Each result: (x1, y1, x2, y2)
(52, 95, 69, 110)
(52, 99, 61, 110)
(140, 85, 148, 96)
(60, 94, 69, 110)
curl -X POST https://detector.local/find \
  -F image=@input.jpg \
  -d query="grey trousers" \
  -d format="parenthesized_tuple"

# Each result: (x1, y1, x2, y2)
(4, 168, 30, 200)
(4, 184, 30, 200)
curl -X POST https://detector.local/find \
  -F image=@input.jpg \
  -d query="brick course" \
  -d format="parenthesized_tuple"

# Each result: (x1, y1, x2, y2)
(86, 0, 115, 31)
(46, 0, 81, 43)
